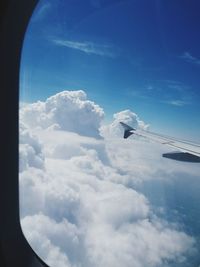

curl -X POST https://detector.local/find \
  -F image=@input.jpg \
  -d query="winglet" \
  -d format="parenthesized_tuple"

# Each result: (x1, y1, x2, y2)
(120, 122, 135, 139)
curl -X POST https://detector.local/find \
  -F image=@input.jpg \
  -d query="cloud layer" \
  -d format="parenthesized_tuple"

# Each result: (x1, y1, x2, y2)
(19, 90, 199, 267)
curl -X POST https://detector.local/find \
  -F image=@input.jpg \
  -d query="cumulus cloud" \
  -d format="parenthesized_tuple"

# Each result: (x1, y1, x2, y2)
(19, 90, 199, 267)
(20, 90, 104, 138)
(100, 109, 149, 138)
(21, 214, 78, 267)
(19, 122, 45, 172)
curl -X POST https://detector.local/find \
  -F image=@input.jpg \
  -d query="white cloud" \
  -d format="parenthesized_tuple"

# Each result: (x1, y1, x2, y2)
(164, 100, 188, 107)
(20, 90, 104, 138)
(100, 109, 149, 138)
(19, 122, 45, 172)
(85, 218, 194, 267)
(21, 214, 77, 267)
(53, 39, 115, 57)
(180, 52, 200, 65)
(19, 90, 199, 267)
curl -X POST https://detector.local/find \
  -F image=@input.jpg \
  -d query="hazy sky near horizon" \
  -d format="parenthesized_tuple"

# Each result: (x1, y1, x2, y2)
(20, 0, 200, 141)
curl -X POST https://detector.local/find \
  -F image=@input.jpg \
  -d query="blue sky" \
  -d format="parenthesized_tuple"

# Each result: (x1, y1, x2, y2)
(20, 0, 200, 141)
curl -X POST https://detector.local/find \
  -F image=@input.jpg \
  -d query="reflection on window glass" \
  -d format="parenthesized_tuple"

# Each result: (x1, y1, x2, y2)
(19, 0, 200, 266)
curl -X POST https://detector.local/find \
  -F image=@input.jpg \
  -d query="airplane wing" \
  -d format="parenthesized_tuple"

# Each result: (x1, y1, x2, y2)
(119, 122, 136, 139)
(120, 122, 200, 162)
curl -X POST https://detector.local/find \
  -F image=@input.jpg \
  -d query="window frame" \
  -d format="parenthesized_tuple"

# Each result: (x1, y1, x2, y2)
(0, 0, 49, 266)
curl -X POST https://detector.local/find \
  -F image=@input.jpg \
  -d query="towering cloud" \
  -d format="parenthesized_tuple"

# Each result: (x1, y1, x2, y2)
(100, 109, 149, 138)
(20, 90, 104, 138)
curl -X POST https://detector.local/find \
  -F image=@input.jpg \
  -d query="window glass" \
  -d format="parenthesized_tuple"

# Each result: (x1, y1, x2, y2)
(20, 1, 200, 266)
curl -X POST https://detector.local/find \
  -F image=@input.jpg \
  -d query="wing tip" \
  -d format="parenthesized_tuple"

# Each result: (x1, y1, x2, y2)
(162, 152, 200, 162)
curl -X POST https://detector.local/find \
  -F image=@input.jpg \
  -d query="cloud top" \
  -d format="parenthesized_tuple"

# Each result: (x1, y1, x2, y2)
(20, 90, 104, 138)
(100, 109, 149, 138)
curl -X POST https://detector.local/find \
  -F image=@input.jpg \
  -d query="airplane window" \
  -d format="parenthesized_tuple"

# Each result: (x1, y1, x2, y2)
(19, 0, 200, 266)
